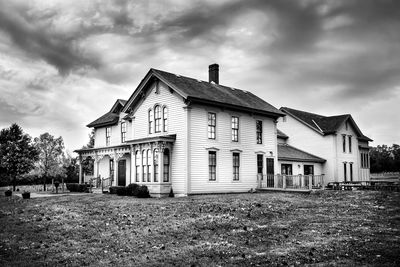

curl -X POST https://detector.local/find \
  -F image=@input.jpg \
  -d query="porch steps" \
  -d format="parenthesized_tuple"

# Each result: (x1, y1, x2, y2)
(91, 188, 109, 194)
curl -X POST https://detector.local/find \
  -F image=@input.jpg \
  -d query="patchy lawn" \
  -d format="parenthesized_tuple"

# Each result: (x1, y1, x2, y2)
(0, 190, 399, 266)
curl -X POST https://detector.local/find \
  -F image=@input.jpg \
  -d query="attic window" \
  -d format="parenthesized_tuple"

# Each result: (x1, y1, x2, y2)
(155, 82, 160, 94)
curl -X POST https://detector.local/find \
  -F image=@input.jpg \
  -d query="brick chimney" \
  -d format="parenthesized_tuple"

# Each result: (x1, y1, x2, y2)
(208, 64, 219, 84)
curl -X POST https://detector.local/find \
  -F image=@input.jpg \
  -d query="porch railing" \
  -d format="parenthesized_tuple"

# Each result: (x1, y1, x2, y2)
(259, 174, 324, 190)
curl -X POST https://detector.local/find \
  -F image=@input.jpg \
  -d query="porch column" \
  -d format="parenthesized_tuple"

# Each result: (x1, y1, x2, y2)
(79, 155, 83, 184)
(282, 175, 287, 189)
(158, 145, 164, 184)
(130, 145, 134, 184)
(308, 175, 313, 190)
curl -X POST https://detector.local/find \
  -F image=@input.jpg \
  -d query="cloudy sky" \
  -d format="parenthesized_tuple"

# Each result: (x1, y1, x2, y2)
(0, 0, 399, 153)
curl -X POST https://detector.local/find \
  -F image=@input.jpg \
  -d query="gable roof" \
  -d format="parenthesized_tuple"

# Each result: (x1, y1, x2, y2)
(87, 99, 127, 128)
(278, 144, 326, 163)
(280, 107, 372, 141)
(122, 68, 284, 119)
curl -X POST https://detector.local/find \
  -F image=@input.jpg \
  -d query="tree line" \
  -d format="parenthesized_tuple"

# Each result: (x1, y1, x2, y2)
(0, 123, 92, 191)
(370, 144, 400, 173)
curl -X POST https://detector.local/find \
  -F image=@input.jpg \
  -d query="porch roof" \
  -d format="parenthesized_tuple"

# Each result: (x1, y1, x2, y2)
(126, 134, 176, 145)
(278, 144, 326, 163)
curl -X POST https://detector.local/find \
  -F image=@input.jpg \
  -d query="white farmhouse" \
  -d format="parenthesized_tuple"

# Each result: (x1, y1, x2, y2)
(277, 107, 372, 184)
(75, 64, 285, 196)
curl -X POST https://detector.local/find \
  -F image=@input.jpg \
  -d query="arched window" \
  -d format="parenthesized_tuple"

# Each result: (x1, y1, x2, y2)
(135, 151, 140, 182)
(147, 149, 151, 182)
(148, 109, 153, 134)
(163, 148, 170, 182)
(155, 105, 161, 132)
(142, 150, 146, 182)
(163, 106, 168, 132)
(154, 149, 159, 182)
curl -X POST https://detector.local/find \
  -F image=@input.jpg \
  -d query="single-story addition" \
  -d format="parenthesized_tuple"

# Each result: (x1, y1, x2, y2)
(75, 64, 287, 196)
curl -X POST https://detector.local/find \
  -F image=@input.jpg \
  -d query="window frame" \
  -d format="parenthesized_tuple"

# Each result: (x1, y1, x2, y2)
(208, 112, 216, 139)
(231, 116, 239, 142)
(281, 163, 292, 175)
(343, 162, 347, 181)
(155, 105, 161, 133)
(163, 106, 168, 132)
(348, 135, 352, 153)
(121, 121, 126, 142)
(135, 151, 140, 182)
(148, 109, 153, 134)
(153, 149, 159, 182)
(256, 120, 263, 144)
(208, 151, 217, 181)
(342, 134, 346, 153)
(349, 162, 353, 181)
(147, 149, 151, 182)
(163, 149, 170, 182)
(233, 152, 240, 181)
(109, 159, 114, 178)
(142, 150, 146, 182)
(106, 127, 111, 146)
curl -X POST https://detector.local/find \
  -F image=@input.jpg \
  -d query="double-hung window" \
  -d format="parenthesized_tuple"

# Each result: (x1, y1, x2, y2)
(106, 127, 111, 146)
(153, 149, 159, 182)
(142, 150, 146, 182)
(348, 136, 352, 153)
(121, 122, 126, 142)
(135, 151, 140, 182)
(147, 150, 151, 182)
(155, 105, 161, 132)
(208, 151, 216, 181)
(256, 120, 262, 144)
(343, 162, 347, 181)
(233, 153, 240, 181)
(163, 107, 168, 132)
(232, 116, 239, 142)
(208, 113, 216, 139)
(342, 135, 346, 153)
(149, 110, 153, 134)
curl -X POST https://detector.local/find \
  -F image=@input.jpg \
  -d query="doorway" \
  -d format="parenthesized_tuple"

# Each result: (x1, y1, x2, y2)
(118, 160, 126, 186)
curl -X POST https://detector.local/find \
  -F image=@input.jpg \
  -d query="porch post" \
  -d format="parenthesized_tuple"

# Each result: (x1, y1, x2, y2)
(283, 175, 287, 189)
(79, 155, 83, 184)
(158, 144, 164, 184)
(308, 175, 313, 190)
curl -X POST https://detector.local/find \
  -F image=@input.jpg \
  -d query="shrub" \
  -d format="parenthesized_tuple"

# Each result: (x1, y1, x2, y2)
(126, 183, 139, 196)
(109, 186, 126, 195)
(116, 186, 128, 196)
(137, 185, 150, 198)
(66, 183, 88, 193)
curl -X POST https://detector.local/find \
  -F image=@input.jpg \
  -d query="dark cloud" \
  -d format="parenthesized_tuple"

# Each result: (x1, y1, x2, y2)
(0, 2, 100, 75)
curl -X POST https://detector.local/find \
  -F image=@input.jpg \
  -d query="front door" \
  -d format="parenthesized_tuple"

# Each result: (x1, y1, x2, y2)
(118, 160, 126, 186)
(266, 158, 274, 187)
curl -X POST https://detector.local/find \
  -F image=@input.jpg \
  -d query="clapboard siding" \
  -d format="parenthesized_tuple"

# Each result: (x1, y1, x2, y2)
(277, 115, 335, 182)
(130, 81, 187, 194)
(189, 104, 278, 193)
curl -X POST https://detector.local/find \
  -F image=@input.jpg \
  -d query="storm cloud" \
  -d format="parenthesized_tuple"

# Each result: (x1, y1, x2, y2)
(0, 0, 399, 150)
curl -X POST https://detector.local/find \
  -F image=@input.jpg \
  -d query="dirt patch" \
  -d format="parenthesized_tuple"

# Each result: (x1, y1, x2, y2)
(0, 190, 399, 266)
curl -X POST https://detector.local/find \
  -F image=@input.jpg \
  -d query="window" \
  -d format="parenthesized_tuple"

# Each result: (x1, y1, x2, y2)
(106, 127, 111, 146)
(349, 163, 353, 181)
(147, 150, 151, 182)
(233, 153, 240, 181)
(343, 162, 347, 181)
(256, 120, 262, 144)
(361, 151, 369, 169)
(209, 151, 216, 181)
(142, 150, 146, 182)
(231, 116, 239, 142)
(257, 155, 263, 174)
(163, 107, 168, 132)
(281, 164, 292, 175)
(149, 109, 153, 134)
(342, 135, 346, 153)
(208, 112, 216, 139)
(121, 122, 126, 142)
(153, 149, 159, 182)
(163, 149, 170, 182)
(135, 151, 140, 182)
(155, 105, 161, 132)
(304, 165, 314, 175)
(348, 136, 352, 153)
(110, 159, 114, 178)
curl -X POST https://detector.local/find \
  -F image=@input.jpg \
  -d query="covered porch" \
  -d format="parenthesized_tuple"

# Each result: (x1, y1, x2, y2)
(74, 135, 176, 197)
(257, 174, 325, 192)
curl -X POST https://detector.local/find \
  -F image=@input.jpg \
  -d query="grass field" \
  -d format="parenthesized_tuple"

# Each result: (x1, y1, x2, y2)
(0, 190, 399, 266)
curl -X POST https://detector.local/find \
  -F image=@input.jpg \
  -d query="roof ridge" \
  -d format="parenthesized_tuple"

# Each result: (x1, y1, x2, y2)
(281, 107, 326, 118)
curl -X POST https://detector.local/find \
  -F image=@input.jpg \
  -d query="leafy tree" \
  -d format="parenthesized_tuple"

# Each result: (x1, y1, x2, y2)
(0, 123, 38, 190)
(34, 133, 65, 191)
(81, 129, 95, 176)
(370, 144, 400, 173)
(63, 152, 79, 183)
